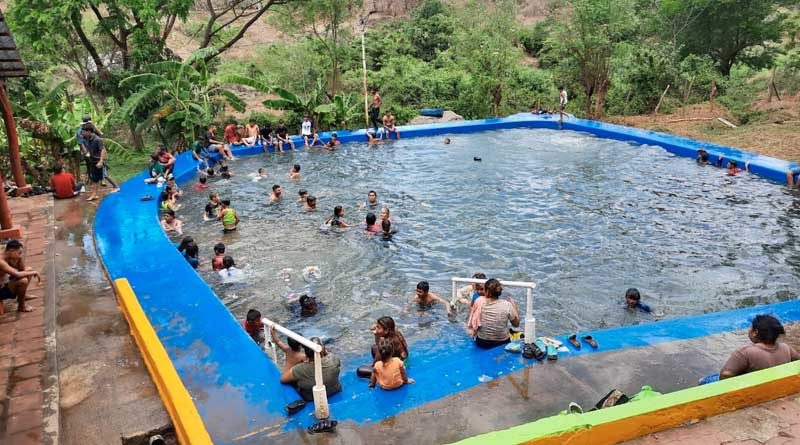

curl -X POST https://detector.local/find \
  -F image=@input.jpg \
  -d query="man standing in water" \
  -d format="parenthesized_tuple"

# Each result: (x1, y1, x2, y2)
(369, 88, 382, 134)
(558, 86, 568, 123)
(0, 240, 40, 314)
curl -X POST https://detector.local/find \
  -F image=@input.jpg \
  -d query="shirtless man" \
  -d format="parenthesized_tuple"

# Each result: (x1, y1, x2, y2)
(269, 184, 283, 203)
(360, 190, 380, 210)
(369, 88, 382, 133)
(244, 119, 260, 146)
(558, 86, 568, 123)
(408, 281, 451, 315)
(0, 240, 40, 314)
(382, 111, 400, 140)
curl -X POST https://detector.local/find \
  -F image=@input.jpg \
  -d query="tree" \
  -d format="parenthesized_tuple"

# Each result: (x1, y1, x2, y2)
(273, 0, 361, 97)
(447, 0, 521, 117)
(546, 0, 638, 116)
(118, 49, 268, 145)
(262, 79, 330, 129)
(675, 0, 785, 75)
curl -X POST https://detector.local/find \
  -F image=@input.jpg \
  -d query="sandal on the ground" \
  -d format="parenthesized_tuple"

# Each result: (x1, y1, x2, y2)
(286, 399, 306, 415)
(307, 419, 337, 434)
(568, 334, 581, 349)
(522, 341, 545, 360)
(581, 335, 598, 349)
(545, 343, 558, 361)
(356, 365, 373, 378)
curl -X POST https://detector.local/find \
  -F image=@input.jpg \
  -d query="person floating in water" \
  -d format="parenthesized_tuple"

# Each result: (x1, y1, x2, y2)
(325, 206, 350, 228)
(365, 213, 381, 234)
(696, 149, 710, 165)
(242, 309, 265, 345)
(204, 192, 220, 221)
(408, 281, 451, 315)
(454, 272, 486, 310)
(360, 190, 380, 210)
(298, 294, 319, 317)
(288, 164, 301, 180)
(624, 288, 651, 313)
(305, 195, 317, 211)
(269, 184, 283, 203)
(211, 243, 226, 271)
(369, 343, 414, 390)
(217, 199, 240, 233)
(160, 209, 183, 235)
(381, 219, 394, 240)
(218, 255, 243, 280)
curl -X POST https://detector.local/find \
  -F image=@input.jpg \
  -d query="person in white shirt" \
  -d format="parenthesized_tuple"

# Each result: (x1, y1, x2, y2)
(301, 115, 314, 147)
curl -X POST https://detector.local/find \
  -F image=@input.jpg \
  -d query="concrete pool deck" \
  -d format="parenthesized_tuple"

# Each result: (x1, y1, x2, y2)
(93, 114, 800, 443)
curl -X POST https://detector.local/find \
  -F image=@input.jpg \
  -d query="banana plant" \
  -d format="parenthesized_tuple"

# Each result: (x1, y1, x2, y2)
(314, 93, 361, 129)
(119, 48, 270, 144)
(262, 79, 329, 127)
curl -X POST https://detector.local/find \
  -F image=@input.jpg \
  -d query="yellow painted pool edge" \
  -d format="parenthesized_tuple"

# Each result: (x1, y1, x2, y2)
(114, 278, 214, 445)
(452, 360, 800, 445)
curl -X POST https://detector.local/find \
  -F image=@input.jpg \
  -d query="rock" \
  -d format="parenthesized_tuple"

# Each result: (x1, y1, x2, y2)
(408, 110, 464, 125)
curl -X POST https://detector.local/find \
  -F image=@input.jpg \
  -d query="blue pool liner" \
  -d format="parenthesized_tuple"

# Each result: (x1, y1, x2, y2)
(95, 114, 800, 443)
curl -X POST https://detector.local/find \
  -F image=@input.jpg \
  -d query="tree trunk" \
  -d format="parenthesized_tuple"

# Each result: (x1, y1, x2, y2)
(594, 88, 606, 117)
(130, 123, 145, 151)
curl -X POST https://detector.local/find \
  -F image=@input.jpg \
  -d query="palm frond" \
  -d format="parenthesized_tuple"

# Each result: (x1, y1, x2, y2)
(118, 83, 168, 118)
(217, 89, 246, 112)
(214, 75, 271, 94)
(119, 73, 168, 89)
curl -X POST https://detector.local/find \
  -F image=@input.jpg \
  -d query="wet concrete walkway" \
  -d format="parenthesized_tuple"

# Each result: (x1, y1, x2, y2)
(268, 322, 800, 445)
(53, 197, 172, 444)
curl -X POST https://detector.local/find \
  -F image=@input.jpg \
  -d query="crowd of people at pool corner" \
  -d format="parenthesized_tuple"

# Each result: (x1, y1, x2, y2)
(53, 88, 789, 419)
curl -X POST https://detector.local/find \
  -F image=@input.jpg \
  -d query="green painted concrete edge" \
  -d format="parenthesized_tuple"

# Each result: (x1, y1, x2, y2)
(451, 360, 800, 445)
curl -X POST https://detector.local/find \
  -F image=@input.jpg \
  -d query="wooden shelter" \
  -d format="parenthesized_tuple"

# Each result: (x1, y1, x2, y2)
(0, 8, 28, 239)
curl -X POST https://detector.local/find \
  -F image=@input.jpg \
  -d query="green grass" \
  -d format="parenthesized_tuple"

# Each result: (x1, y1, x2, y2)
(107, 150, 151, 182)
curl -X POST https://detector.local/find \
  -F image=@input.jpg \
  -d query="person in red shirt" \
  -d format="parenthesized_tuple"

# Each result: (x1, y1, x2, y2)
(156, 146, 176, 175)
(242, 308, 265, 345)
(49, 165, 81, 199)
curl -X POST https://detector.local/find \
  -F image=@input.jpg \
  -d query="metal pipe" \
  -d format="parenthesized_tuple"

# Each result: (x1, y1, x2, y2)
(450, 277, 536, 288)
(262, 318, 321, 353)
(262, 318, 328, 419)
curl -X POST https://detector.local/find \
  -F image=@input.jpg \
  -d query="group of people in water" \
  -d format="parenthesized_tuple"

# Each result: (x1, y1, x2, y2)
(149, 115, 799, 412)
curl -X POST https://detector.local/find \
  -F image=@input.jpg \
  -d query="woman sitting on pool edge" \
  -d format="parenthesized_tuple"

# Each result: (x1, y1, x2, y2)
(719, 315, 799, 380)
(470, 278, 520, 349)
(371, 316, 409, 363)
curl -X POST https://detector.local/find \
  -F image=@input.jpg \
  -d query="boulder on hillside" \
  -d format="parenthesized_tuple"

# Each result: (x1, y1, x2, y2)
(408, 110, 464, 125)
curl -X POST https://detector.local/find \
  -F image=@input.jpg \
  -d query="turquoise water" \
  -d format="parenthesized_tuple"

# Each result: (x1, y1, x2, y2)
(175, 128, 800, 357)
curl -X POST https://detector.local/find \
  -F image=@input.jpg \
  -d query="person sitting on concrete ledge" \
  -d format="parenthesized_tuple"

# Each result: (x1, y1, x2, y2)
(0, 240, 41, 314)
(280, 336, 342, 401)
(719, 314, 799, 380)
(50, 165, 82, 199)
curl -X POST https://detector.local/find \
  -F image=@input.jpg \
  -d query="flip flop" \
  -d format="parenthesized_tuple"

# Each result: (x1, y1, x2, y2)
(581, 335, 598, 349)
(504, 342, 522, 353)
(568, 334, 581, 350)
(545, 343, 558, 361)
(540, 336, 564, 348)
(307, 419, 337, 434)
(356, 365, 373, 378)
(286, 399, 306, 415)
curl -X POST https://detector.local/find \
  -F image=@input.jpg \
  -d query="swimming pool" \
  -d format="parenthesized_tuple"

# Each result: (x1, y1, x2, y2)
(177, 128, 800, 359)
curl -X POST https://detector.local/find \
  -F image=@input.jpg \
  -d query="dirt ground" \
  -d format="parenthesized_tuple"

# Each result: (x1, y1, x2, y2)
(608, 97, 800, 163)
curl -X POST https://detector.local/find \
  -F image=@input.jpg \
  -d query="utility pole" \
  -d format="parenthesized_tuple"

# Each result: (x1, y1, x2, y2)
(358, 2, 377, 128)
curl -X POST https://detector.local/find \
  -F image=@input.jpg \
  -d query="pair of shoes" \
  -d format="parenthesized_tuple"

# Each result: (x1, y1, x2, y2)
(307, 419, 337, 434)
(522, 341, 545, 360)
(568, 334, 599, 349)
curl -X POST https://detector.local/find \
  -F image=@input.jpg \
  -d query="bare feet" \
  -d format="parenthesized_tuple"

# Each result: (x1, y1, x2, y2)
(18, 305, 33, 312)
(86, 195, 97, 201)
(110, 188, 120, 194)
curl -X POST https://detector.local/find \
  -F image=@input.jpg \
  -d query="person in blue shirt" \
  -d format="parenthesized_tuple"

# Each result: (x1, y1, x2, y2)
(624, 288, 651, 313)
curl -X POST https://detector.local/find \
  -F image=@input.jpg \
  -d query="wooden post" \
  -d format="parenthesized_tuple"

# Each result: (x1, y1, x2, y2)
(0, 79, 28, 193)
(709, 80, 717, 112)
(653, 84, 670, 115)
(361, 32, 369, 128)
(0, 172, 21, 239)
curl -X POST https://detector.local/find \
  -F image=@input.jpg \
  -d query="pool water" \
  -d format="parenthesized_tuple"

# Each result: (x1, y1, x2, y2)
(176, 128, 800, 358)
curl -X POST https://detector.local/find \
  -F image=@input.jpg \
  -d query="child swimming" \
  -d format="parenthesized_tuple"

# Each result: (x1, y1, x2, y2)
(325, 206, 350, 228)
(305, 195, 317, 211)
(218, 255, 243, 280)
(194, 176, 209, 191)
(298, 189, 308, 204)
(288, 164, 301, 180)
(211, 243, 226, 271)
(242, 309, 266, 345)
(365, 213, 381, 233)
(204, 192, 220, 221)
(624, 288, 652, 313)
(183, 242, 200, 269)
